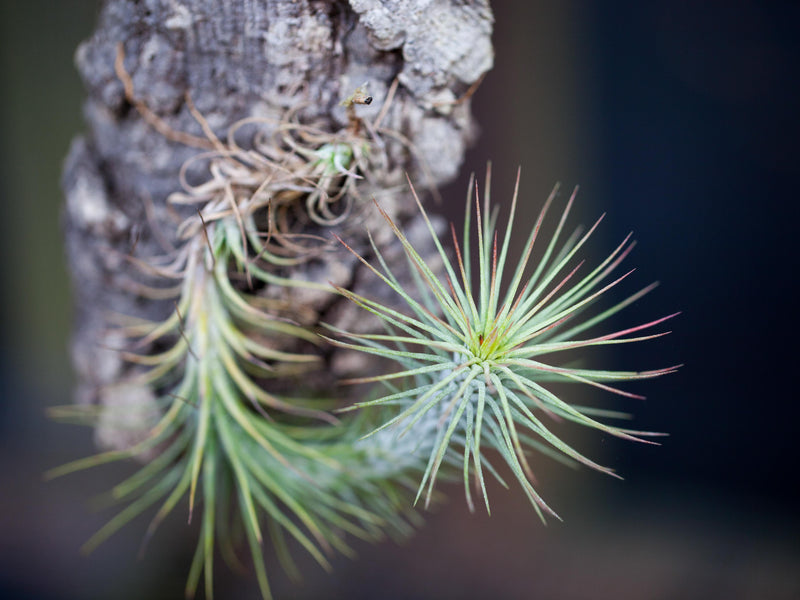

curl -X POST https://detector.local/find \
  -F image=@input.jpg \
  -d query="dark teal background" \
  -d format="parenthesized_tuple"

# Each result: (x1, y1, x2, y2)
(1, 1, 797, 598)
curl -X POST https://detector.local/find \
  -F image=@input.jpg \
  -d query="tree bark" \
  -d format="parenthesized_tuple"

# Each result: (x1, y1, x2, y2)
(62, 0, 493, 449)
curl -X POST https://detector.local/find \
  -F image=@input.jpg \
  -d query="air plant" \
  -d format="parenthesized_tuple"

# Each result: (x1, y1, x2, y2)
(166, 107, 372, 260)
(48, 57, 429, 600)
(328, 168, 679, 520)
(47, 218, 425, 599)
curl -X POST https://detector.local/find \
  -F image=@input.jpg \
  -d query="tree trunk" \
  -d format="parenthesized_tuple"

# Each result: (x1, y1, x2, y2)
(62, 0, 493, 450)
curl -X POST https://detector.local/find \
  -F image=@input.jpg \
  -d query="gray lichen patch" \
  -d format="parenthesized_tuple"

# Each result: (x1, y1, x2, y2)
(95, 382, 160, 454)
(349, 0, 493, 101)
(64, 140, 129, 237)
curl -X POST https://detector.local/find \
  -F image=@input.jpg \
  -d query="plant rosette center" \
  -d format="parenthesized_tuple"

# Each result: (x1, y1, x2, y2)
(330, 170, 679, 519)
(467, 324, 514, 363)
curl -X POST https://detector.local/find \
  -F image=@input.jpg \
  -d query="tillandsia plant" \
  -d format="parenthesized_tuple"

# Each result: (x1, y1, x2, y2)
(48, 219, 424, 600)
(48, 53, 431, 600)
(328, 168, 680, 520)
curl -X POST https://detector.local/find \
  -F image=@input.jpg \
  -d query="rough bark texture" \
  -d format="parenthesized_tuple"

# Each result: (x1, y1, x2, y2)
(62, 0, 493, 448)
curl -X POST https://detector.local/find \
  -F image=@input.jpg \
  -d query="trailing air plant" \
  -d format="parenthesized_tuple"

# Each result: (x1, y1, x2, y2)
(49, 53, 431, 599)
(48, 218, 425, 600)
(328, 168, 679, 520)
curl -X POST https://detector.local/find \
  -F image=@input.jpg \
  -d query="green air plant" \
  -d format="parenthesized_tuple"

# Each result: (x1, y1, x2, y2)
(49, 75, 430, 599)
(47, 220, 424, 600)
(327, 169, 679, 519)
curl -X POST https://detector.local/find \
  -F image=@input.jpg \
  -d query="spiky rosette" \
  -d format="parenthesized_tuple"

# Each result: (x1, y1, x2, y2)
(329, 168, 679, 519)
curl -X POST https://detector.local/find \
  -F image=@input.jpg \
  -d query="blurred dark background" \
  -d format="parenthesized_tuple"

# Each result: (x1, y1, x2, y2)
(1, 1, 798, 599)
